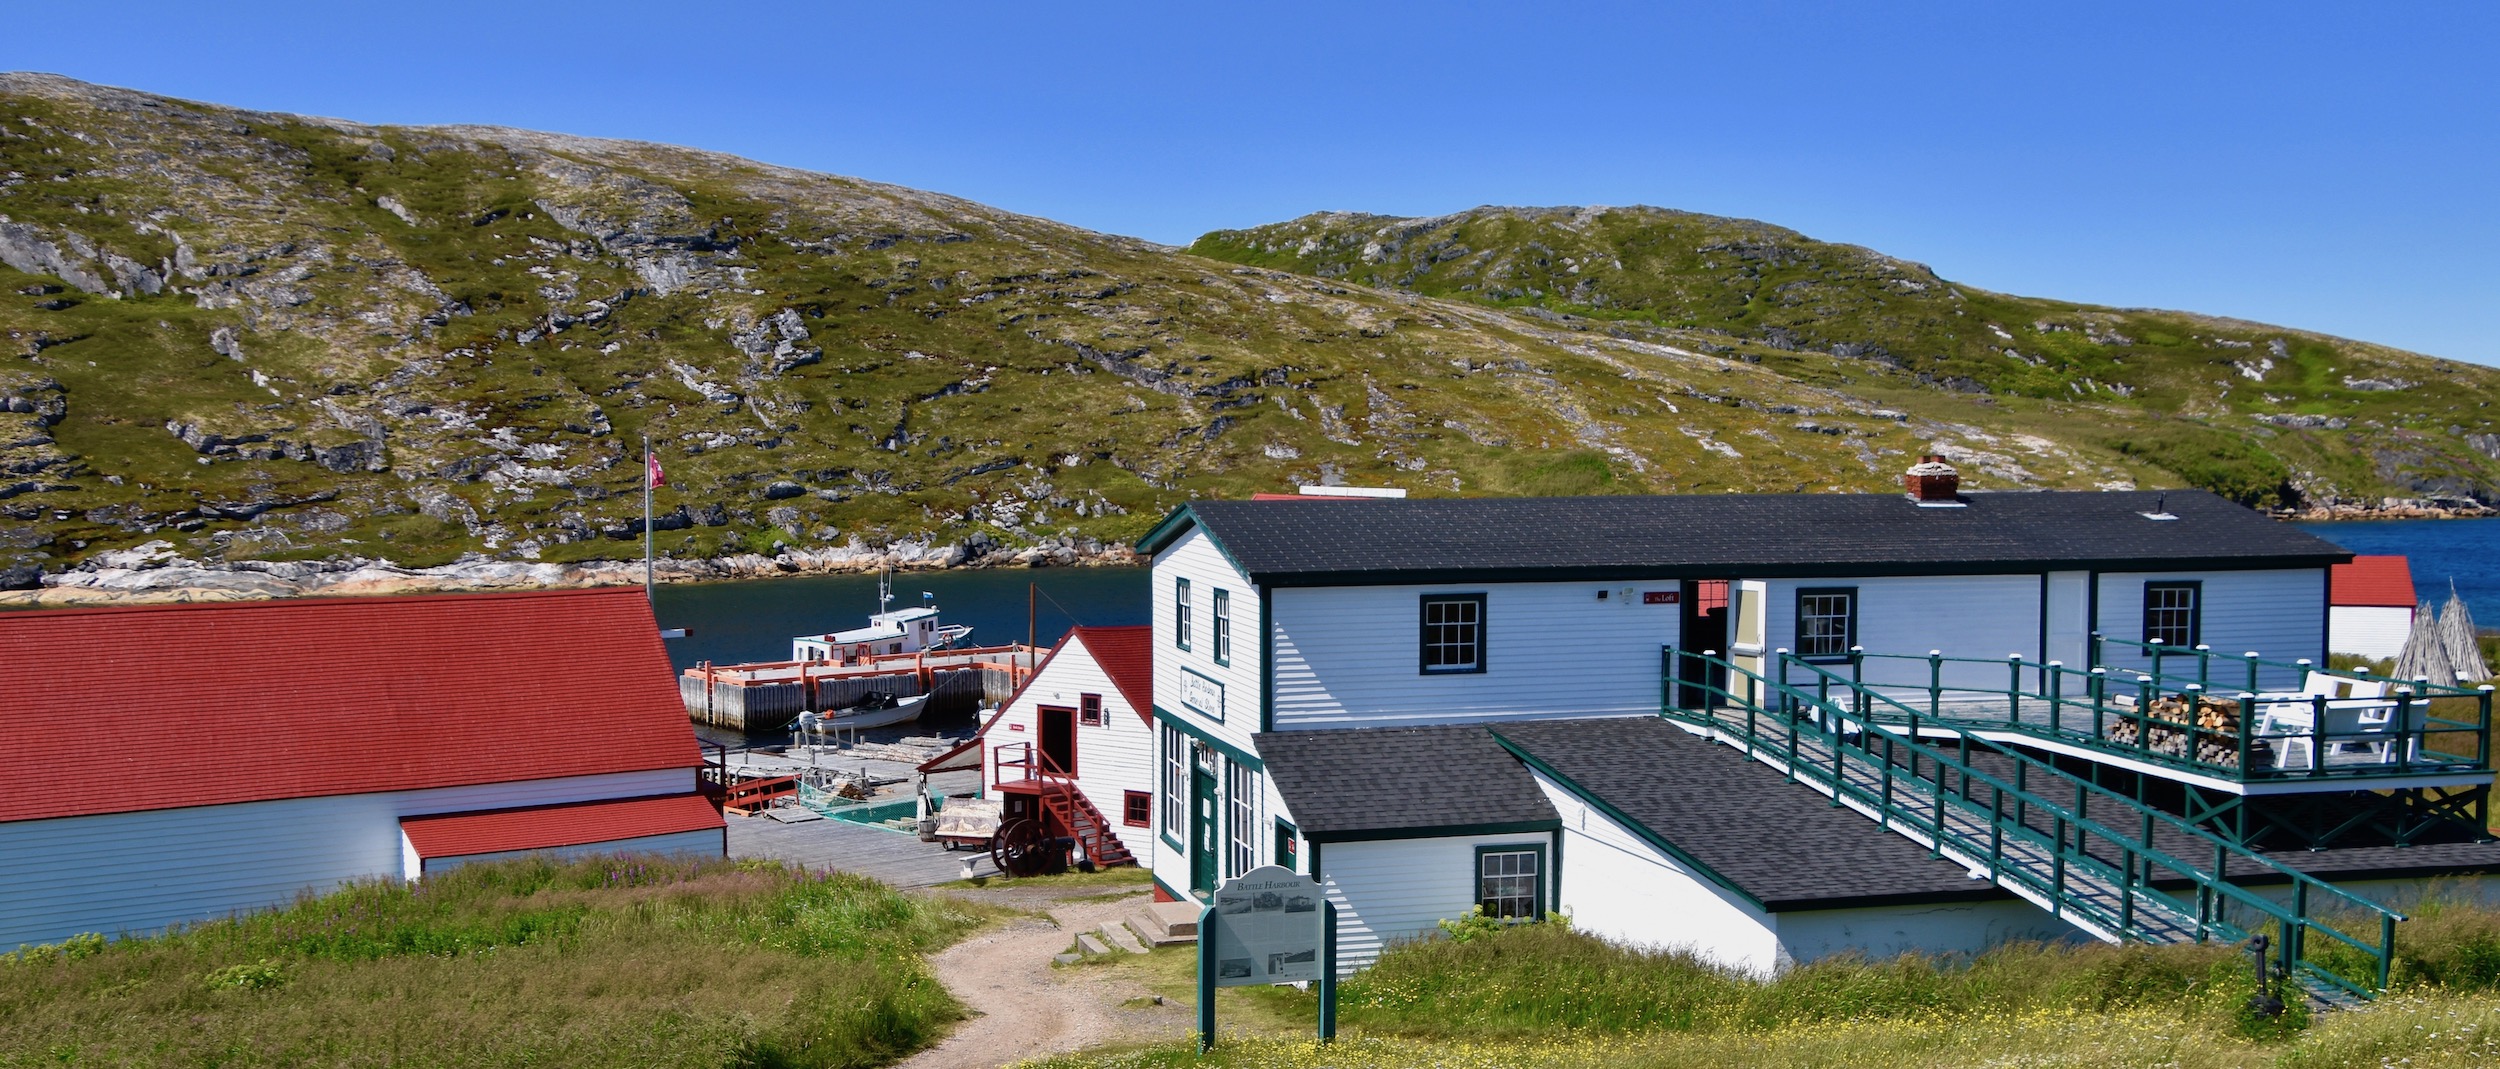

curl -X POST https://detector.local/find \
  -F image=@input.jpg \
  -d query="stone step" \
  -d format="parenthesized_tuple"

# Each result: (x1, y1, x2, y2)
(1099, 921, 1147, 955)
(1125, 899, 1203, 946)
(1075, 931, 1111, 956)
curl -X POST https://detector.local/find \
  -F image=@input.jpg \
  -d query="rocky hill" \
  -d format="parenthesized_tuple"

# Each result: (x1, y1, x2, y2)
(2, 74, 2494, 591)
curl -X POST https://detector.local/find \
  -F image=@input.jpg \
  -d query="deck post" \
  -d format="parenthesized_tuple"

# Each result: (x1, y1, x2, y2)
(2237, 693, 2255, 776)
(2047, 662, 2064, 735)
(2379, 912, 2398, 991)
(2090, 630, 2104, 671)
(1849, 646, 1868, 720)
(1661, 645, 1674, 715)
(1988, 786, 2004, 881)
(2008, 654, 2023, 726)
(1929, 761, 1945, 859)
(2195, 644, 2213, 688)
(1928, 650, 1943, 718)
(2310, 694, 2327, 778)
(2290, 881, 2310, 974)
(2245, 652, 2262, 696)
(2091, 668, 2108, 742)
(2480, 686, 2494, 768)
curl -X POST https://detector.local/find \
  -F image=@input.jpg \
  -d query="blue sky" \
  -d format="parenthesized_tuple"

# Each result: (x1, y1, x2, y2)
(8, 2, 2495, 363)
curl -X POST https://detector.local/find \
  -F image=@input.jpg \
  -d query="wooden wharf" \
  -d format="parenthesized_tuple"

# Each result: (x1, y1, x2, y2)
(679, 644, 1043, 730)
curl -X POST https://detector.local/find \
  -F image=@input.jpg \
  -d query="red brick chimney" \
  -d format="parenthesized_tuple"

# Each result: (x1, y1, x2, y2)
(1904, 455, 1960, 502)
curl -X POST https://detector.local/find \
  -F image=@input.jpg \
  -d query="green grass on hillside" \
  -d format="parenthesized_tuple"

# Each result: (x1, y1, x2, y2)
(0, 856, 1007, 1069)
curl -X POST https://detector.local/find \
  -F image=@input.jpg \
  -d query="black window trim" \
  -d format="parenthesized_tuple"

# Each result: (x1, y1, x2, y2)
(1474, 841, 1547, 921)
(2143, 579, 2203, 649)
(1418, 592, 1489, 675)
(1794, 585, 1859, 663)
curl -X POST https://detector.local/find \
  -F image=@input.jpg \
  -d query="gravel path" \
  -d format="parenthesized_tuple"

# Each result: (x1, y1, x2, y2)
(900, 891, 1184, 1069)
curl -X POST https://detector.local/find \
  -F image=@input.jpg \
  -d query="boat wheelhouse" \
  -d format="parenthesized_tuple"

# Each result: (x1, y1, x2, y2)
(1136, 464, 2500, 988)
(791, 576, 972, 662)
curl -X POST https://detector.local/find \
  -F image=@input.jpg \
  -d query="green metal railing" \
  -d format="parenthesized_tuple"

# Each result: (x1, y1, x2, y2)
(1800, 643, 2492, 783)
(1662, 646, 2405, 999)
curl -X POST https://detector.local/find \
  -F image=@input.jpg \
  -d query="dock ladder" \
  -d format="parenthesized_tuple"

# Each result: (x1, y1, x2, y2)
(1663, 646, 2405, 1004)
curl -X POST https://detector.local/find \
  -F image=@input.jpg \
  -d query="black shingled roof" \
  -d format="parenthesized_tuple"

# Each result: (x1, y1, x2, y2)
(1142, 489, 2347, 586)
(1492, 717, 2013, 910)
(1256, 724, 1559, 841)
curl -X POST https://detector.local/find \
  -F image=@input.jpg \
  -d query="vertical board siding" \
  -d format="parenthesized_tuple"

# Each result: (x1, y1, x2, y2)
(1320, 832, 1550, 975)
(2095, 569, 2326, 690)
(0, 768, 691, 950)
(1765, 574, 2045, 693)
(1153, 527, 1262, 753)
(2330, 606, 2414, 661)
(1271, 581, 1682, 728)
(2044, 570, 2093, 669)
(1530, 771, 1784, 975)
(995, 636, 1156, 866)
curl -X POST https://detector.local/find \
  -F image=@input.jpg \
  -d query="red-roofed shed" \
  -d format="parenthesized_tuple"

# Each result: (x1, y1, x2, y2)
(0, 588, 720, 950)
(2328, 556, 2419, 660)
(940, 625, 1155, 871)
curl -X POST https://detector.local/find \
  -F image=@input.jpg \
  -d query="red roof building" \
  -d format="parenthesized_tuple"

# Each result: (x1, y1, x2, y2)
(2330, 555, 2418, 608)
(923, 625, 1156, 872)
(0, 588, 721, 949)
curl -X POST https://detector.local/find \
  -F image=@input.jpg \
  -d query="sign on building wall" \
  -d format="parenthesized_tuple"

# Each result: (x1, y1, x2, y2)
(1198, 864, 1336, 1049)
(1181, 668, 1225, 722)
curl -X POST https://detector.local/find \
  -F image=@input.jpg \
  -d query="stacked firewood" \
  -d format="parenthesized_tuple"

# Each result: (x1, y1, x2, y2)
(2104, 695, 2243, 768)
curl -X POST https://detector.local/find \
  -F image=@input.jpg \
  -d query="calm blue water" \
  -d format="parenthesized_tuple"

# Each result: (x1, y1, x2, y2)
(652, 566, 1150, 672)
(653, 566, 1150, 747)
(2296, 518, 2500, 624)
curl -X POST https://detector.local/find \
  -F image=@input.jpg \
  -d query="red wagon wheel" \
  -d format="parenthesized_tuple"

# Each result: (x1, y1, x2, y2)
(990, 817, 1054, 878)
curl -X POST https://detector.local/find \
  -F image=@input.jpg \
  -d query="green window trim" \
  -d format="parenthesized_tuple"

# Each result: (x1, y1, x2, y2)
(1174, 577, 1193, 651)
(1475, 842, 1548, 920)
(1212, 588, 1233, 666)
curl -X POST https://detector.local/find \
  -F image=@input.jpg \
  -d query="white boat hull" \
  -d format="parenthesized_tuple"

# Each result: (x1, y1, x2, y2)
(808, 693, 929, 733)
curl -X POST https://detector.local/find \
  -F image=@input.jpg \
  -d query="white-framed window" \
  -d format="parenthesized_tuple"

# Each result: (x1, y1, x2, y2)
(1477, 845, 1545, 919)
(1175, 577, 1193, 650)
(1226, 759, 1258, 878)
(1160, 723, 1186, 842)
(1213, 589, 1232, 665)
(2144, 581, 2201, 648)
(1795, 588, 1857, 660)
(1420, 594, 1487, 674)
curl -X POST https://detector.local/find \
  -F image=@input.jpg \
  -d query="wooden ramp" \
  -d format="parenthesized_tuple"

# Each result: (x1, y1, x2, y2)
(727, 812, 973, 891)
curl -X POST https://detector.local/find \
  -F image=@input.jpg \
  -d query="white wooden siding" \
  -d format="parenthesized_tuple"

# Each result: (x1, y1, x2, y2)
(1533, 770, 1783, 974)
(1774, 900, 2080, 961)
(993, 635, 1156, 865)
(1763, 574, 2044, 693)
(415, 827, 727, 876)
(1319, 832, 1553, 975)
(1152, 527, 1262, 755)
(2331, 605, 2414, 661)
(0, 768, 693, 950)
(1271, 580, 1682, 728)
(2095, 569, 2326, 690)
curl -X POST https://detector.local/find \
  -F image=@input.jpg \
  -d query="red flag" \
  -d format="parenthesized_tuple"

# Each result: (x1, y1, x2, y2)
(646, 450, 666, 489)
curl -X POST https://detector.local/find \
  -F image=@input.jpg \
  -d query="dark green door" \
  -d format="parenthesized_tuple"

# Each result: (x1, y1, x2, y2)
(1190, 762, 1219, 895)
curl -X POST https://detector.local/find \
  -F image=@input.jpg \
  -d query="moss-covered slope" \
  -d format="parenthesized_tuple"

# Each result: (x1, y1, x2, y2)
(1, 75, 2490, 582)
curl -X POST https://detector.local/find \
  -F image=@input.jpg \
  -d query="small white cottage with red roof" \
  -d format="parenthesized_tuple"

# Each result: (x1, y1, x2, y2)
(924, 625, 1156, 870)
(2329, 555, 2418, 660)
(0, 587, 723, 950)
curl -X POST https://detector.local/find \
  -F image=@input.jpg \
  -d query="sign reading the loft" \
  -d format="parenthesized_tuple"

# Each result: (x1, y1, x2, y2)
(1199, 865, 1336, 1050)
(1181, 668, 1225, 722)
(1643, 591, 1679, 605)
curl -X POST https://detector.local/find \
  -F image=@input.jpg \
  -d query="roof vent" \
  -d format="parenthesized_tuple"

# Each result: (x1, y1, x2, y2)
(2140, 491, 2178, 521)
(1905, 455, 1964, 507)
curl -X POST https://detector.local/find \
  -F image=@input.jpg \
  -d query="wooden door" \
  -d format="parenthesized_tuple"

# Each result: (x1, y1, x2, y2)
(1190, 761, 1219, 894)
(1039, 706, 1077, 776)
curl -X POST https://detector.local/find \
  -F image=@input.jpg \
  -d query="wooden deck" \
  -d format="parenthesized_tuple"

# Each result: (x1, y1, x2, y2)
(727, 811, 982, 890)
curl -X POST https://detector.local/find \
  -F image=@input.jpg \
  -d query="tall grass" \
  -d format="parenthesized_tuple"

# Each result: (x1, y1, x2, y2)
(0, 856, 1004, 1069)
(1335, 922, 2283, 1039)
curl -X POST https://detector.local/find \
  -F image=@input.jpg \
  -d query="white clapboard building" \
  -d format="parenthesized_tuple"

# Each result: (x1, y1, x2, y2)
(1135, 465, 2500, 976)
(2329, 555, 2417, 661)
(0, 588, 724, 951)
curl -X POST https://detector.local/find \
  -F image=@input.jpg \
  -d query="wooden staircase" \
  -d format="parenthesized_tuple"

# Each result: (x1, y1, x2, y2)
(1036, 773, 1136, 869)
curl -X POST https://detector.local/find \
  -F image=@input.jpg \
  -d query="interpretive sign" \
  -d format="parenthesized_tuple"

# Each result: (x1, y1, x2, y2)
(1197, 865, 1336, 1050)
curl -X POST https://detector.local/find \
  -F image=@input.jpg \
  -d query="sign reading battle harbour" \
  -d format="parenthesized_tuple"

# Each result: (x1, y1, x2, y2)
(1206, 865, 1325, 986)
(1196, 863, 1338, 1051)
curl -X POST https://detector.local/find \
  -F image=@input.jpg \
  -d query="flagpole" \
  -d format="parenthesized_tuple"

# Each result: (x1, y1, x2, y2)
(643, 434, 655, 602)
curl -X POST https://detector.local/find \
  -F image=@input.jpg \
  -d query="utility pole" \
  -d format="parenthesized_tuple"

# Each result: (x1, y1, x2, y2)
(643, 435, 655, 601)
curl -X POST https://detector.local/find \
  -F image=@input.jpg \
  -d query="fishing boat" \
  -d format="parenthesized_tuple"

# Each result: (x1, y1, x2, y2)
(790, 572, 974, 662)
(795, 690, 930, 736)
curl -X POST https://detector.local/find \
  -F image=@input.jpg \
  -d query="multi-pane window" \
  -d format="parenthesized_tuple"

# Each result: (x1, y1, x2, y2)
(2144, 582, 2201, 648)
(1420, 594, 1487, 674)
(1478, 847, 1543, 920)
(1174, 578, 1192, 650)
(1123, 791, 1152, 828)
(1080, 693, 1103, 726)
(1226, 760, 1258, 878)
(1795, 588, 1857, 659)
(1213, 589, 1232, 664)
(1160, 724, 1186, 840)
